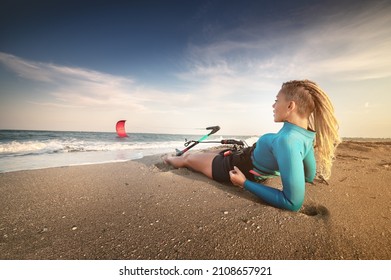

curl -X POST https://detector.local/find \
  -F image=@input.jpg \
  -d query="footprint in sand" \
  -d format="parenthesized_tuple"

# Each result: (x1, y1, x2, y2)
(300, 203, 329, 218)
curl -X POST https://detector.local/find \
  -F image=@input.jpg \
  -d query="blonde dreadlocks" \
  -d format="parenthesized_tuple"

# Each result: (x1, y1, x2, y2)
(281, 80, 341, 179)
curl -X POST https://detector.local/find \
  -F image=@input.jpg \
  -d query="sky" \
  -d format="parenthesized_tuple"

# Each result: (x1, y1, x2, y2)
(1, 0, 391, 137)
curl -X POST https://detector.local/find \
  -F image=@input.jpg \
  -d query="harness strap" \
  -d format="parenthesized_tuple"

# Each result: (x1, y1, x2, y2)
(222, 145, 279, 182)
(249, 167, 278, 182)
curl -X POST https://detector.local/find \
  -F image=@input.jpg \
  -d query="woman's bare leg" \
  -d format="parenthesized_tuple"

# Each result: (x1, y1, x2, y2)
(164, 152, 218, 179)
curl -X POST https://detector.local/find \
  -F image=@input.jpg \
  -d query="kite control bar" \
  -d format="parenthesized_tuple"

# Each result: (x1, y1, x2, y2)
(175, 126, 220, 156)
(175, 126, 248, 156)
(184, 139, 245, 146)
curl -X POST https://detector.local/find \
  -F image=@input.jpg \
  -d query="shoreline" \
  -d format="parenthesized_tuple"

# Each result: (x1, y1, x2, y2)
(1, 138, 390, 175)
(1, 140, 390, 259)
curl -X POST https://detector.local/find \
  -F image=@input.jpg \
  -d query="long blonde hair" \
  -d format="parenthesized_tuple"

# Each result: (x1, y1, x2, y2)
(282, 80, 341, 179)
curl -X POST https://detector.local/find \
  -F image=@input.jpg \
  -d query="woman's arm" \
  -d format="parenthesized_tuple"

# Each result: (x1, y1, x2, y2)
(239, 138, 306, 211)
(303, 147, 316, 183)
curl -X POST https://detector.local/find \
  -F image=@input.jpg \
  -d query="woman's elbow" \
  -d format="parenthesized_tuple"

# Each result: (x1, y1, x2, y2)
(305, 172, 316, 183)
(287, 202, 303, 212)
(282, 195, 304, 212)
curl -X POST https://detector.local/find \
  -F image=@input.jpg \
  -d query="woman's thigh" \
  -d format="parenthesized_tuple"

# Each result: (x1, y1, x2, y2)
(184, 152, 217, 179)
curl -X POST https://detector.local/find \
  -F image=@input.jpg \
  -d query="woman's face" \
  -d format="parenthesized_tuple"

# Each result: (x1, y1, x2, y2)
(272, 90, 290, 122)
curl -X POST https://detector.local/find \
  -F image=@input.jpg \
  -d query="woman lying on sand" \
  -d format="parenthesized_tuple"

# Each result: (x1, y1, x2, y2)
(165, 80, 340, 211)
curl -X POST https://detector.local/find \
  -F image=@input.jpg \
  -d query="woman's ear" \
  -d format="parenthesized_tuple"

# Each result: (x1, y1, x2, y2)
(288, 101, 296, 112)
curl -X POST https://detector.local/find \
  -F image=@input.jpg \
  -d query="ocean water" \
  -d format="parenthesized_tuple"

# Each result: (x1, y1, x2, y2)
(0, 130, 257, 173)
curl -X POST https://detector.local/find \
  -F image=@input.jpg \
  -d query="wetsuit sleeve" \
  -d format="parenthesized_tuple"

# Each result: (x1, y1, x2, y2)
(303, 147, 316, 183)
(244, 137, 305, 211)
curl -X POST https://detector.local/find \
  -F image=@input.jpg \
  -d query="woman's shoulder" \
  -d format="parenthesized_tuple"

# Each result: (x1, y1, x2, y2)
(273, 130, 305, 151)
(277, 128, 301, 141)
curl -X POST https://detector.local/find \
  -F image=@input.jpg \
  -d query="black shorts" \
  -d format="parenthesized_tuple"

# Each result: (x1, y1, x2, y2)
(212, 147, 255, 183)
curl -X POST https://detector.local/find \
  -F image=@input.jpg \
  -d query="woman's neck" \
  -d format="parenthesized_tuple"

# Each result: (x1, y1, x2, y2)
(285, 115, 309, 130)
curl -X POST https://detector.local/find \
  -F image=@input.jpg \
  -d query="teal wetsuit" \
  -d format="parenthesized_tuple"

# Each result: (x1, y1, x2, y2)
(244, 122, 316, 211)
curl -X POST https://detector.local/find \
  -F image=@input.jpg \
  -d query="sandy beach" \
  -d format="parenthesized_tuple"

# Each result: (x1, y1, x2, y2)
(0, 140, 390, 260)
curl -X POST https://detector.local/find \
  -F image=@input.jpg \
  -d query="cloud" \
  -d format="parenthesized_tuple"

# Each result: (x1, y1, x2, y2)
(27, 101, 85, 109)
(0, 52, 261, 133)
(180, 1, 391, 84)
(3, 1, 388, 114)
(0, 52, 173, 112)
(0, 52, 54, 82)
(1, 1, 390, 135)
(295, 2, 391, 81)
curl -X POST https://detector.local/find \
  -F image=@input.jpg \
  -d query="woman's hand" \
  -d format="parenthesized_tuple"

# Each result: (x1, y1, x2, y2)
(229, 166, 246, 189)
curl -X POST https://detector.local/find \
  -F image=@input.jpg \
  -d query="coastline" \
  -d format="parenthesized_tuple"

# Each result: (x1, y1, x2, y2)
(0, 140, 390, 259)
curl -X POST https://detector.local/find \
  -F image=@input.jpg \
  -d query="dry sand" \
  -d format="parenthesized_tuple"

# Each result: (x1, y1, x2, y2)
(0, 140, 390, 260)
